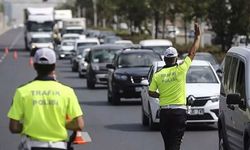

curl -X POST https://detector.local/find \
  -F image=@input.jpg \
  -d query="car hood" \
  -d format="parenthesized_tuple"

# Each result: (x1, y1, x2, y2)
(115, 67, 150, 77)
(33, 43, 52, 48)
(186, 83, 220, 97)
(92, 63, 109, 71)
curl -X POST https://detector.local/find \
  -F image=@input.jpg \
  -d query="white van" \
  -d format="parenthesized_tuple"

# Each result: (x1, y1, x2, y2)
(139, 39, 173, 56)
(218, 47, 250, 150)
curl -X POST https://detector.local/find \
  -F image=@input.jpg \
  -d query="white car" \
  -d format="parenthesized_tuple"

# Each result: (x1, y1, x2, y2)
(78, 48, 90, 78)
(114, 40, 134, 46)
(71, 38, 100, 72)
(62, 33, 80, 41)
(74, 38, 100, 51)
(139, 39, 173, 57)
(141, 60, 221, 129)
(58, 40, 75, 59)
(30, 33, 54, 50)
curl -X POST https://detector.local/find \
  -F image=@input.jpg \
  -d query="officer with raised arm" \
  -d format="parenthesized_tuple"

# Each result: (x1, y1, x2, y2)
(148, 23, 201, 150)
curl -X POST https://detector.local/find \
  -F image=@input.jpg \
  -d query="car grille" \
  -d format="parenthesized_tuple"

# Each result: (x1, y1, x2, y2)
(130, 76, 146, 83)
(190, 97, 210, 106)
(187, 113, 213, 120)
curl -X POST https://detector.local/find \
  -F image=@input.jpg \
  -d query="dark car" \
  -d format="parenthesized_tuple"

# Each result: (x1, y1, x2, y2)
(84, 44, 127, 89)
(106, 49, 162, 105)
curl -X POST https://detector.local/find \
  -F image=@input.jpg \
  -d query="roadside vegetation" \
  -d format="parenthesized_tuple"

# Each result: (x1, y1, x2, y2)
(59, 0, 249, 61)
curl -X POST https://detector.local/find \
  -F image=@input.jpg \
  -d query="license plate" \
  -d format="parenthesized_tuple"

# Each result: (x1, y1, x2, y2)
(135, 87, 142, 92)
(187, 108, 204, 115)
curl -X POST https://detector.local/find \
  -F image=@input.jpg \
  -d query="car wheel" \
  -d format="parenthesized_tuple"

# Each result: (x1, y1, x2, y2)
(246, 138, 250, 150)
(148, 105, 157, 130)
(219, 128, 228, 150)
(78, 72, 84, 78)
(87, 77, 95, 89)
(110, 88, 120, 105)
(142, 107, 149, 126)
(107, 84, 112, 103)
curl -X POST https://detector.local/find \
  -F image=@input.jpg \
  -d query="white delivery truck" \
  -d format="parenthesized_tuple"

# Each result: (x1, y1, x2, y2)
(62, 18, 86, 35)
(24, 7, 55, 51)
(53, 10, 73, 43)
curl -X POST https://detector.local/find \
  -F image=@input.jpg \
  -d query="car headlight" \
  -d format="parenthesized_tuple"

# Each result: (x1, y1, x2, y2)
(80, 60, 88, 66)
(32, 44, 37, 49)
(48, 44, 54, 49)
(210, 95, 219, 102)
(114, 73, 128, 80)
(92, 64, 99, 71)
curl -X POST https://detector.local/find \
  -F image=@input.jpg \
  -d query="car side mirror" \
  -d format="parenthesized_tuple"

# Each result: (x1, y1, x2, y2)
(106, 64, 115, 69)
(216, 69, 223, 78)
(141, 79, 149, 86)
(85, 56, 90, 63)
(77, 55, 82, 59)
(226, 93, 241, 105)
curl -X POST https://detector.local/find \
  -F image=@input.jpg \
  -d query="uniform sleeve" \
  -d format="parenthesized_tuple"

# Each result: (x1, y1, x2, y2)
(149, 74, 158, 92)
(179, 56, 192, 72)
(66, 89, 83, 119)
(7, 89, 24, 120)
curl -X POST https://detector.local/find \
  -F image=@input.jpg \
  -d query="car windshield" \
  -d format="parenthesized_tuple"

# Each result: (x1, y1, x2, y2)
(181, 53, 218, 66)
(143, 46, 170, 55)
(194, 54, 218, 66)
(32, 37, 52, 43)
(118, 53, 161, 68)
(186, 66, 218, 83)
(77, 42, 98, 47)
(63, 36, 79, 40)
(65, 29, 84, 34)
(28, 21, 53, 32)
(80, 50, 89, 57)
(62, 41, 75, 46)
(91, 49, 118, 63)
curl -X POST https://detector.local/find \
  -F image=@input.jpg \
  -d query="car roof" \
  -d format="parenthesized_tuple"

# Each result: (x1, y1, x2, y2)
(90, 44, 128, 50)
(120, 49, 156, 54)
(139, 39, 173, 46)
(228, 46, 250, 59)
(75, 38, 99, 43)
(182, 52, 213, 56)
(154, 60, 212, 68)
(61, 39, 75, 43)
(63, 34, 80, 37)
(114, 40, 133, 44)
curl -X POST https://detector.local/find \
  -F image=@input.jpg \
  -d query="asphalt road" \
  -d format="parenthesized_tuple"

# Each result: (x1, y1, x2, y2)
(0, 28, 218, 150)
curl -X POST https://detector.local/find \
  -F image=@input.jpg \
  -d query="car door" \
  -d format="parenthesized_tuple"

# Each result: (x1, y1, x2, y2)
(221, 56, 239, 148)
(141, 65, 155, 116)
(230, 59, 247, 150)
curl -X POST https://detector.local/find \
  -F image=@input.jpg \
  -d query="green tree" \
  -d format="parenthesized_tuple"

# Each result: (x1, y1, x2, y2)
(115, 0, 150, 34)
(97, 0, 117, 28)
(208, 0, 231, 51)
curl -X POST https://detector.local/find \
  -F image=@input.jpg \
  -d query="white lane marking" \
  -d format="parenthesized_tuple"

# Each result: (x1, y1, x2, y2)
(9, 30, 23, 49)
(0, 54, 6, 63)
(0, 30, 23, 64)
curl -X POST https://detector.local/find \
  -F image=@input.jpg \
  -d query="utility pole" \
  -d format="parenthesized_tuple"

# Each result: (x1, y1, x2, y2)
(92, 0, 97, 27)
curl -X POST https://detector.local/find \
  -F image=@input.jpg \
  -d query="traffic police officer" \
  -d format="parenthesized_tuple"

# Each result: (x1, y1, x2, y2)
(8, 48, 84, 150)
(148, 23, 201, 150)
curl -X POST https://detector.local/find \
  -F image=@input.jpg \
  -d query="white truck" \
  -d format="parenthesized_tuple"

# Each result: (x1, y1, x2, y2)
(62, 18, 86, 36)
(24, 7, 55, 51)
(53, 10, 73, 43)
